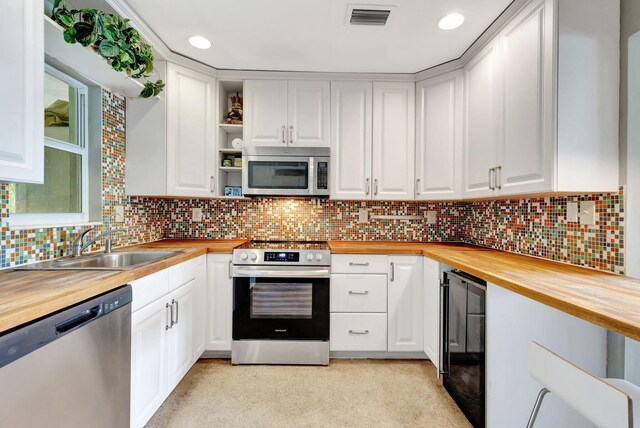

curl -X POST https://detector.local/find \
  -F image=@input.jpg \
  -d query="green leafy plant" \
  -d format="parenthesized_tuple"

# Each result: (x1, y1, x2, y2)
(51, 0, 165, 97)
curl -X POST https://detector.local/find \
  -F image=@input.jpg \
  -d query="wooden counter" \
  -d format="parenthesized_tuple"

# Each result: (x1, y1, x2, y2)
(3, 238, 640, 343)
(0, 239, 247, 335)
(329, 241, 640, 342)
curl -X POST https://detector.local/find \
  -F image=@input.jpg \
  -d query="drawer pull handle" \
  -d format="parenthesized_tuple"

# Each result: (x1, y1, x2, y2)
(349, 262, 370, 267)
(349, 290, 369, 295)
(349, 330, 370, 335)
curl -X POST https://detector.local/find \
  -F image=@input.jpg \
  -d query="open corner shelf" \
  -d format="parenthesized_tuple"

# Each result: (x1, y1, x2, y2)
(219, 123, 243, 133)
(219, 166, 242, 172)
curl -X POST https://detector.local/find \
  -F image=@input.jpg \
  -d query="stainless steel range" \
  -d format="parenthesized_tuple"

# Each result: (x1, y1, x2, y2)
(232, 241, 331, 365)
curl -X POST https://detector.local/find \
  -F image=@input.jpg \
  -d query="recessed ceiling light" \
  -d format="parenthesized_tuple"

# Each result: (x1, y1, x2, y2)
(438, 13, 465, 30)
(188, 36, 211, 49)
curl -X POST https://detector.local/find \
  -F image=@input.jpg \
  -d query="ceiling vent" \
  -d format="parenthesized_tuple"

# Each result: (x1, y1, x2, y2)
(347, 5, 395, 26)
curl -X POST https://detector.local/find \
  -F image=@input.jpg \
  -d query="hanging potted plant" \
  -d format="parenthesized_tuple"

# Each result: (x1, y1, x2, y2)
(51, 0, 165, 98)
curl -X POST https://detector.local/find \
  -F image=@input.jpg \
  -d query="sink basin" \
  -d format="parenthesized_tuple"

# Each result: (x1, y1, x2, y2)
(15, 251, 176, 271)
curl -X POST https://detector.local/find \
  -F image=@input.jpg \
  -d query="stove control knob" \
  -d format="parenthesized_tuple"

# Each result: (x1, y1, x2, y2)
(306, 253, 314, 261)
(240, 252, 248, 261)
(250, 252, 258, 262)
(315, 253, 323, 261)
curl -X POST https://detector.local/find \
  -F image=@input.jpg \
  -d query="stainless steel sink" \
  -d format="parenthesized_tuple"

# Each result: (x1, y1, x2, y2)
(15, 251, 176, 271)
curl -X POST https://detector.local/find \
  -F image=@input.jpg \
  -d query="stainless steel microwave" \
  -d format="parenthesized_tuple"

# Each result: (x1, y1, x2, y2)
(242, 147, 330, 197)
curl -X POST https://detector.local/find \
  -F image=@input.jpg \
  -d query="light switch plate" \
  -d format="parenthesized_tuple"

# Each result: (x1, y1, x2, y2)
(579, 201, 596, 226)
(114, 205, 125, 222)
(426, 210, 437, 225)
(192, 208, 203, 222)
(567, 202, 578, 222)
(358, 208, 368, 224)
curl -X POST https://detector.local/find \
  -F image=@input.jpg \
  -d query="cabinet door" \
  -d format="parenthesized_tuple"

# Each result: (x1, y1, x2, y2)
(244, 80, 288, 147)
(0, 0, 43, 183)
(166, 63, 216, 197)
(330, 81, 373, 200)
(131, 297, 169, 428)
(205, 254, 233, 351)
(192, 257, 207, 359)
(388, 256, 423, 352)
(423, 257, 441, 371)
(287, 80, 330, 147)
(167, 281, 195, 392)
(372, 82, 415, 200)
(499, 0, 552, 195)
(415, 71, 463, 200)
(463, 40, 501, 198)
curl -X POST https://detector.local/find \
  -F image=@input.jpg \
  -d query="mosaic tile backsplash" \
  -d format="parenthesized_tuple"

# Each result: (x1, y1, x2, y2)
(0, 89, 626, 274)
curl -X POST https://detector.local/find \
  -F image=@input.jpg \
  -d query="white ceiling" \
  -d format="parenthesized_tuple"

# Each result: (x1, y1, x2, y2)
(123, 0, 513, 73)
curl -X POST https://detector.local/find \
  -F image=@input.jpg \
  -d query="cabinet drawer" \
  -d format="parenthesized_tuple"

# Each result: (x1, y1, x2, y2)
(330, 313, 387, 351)
(169, 256, 201, 291)
(331, 254, 387, 274)
(331, 274, 387, 313)
(131, 268, 170, 312)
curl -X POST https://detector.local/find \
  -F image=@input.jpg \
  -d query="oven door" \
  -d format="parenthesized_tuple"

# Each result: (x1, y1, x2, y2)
(242, 155, 329, 196)
(233, 266, 330, 341)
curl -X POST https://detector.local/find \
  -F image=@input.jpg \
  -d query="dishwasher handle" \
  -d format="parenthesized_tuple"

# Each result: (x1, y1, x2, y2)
(55, 305, 102, 334)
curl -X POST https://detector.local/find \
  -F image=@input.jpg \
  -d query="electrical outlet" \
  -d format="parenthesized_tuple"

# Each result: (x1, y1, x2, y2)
(115, 205, 125, 222)
(579, 201, 596, 226)
(567, 202, 578, 222)
(425, 211, 437, 225)
(358, 208, 368, 224)
(192, 208, 203, 222)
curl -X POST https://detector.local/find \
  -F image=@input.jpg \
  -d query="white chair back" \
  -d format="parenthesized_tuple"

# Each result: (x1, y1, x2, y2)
(528, 341, 633, 428)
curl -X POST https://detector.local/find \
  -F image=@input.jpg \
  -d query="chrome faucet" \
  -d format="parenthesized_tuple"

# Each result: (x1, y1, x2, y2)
(70, 215, 126, 257)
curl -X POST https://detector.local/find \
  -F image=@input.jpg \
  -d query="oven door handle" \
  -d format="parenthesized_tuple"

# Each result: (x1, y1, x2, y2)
(233, 268, 331, 278)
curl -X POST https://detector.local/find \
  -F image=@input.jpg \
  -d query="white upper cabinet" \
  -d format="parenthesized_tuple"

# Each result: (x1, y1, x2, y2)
(462, 0, 619, 198)
(331, 81, 415, 201)
(330, 81, 373, 200)
(499, 0, 552, 195)
(372, 82, 415, 200)
(243, 80, 288, 147)
(463, 40, 502, 199)
(244, 79, 329, 148)
(0, 0, 44, 184)
(166, 64, 217, 197)
(288, 80, 330, 147)
(415, 71, 463, 200)
(126, 61, 216, 197)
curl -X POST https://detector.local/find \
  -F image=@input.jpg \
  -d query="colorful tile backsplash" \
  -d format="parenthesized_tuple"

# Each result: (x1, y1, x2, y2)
(0, 89, 626, 274)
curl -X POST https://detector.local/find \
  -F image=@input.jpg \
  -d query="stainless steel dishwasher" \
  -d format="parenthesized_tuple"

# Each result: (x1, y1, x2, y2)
(0, 285, 132, 428)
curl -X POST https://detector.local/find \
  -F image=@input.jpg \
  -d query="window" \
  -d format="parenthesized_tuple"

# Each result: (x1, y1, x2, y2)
(8, 65, 89, 226)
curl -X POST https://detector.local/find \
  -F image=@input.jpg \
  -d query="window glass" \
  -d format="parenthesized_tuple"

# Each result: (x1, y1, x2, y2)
(9, 147, 82, 214)
(44, 73, 79, 145)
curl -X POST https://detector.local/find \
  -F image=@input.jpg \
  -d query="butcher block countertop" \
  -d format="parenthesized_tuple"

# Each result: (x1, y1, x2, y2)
(3, 238, 640, 343)
(329, 241, 640, 342)
(0, 239, 248, 335)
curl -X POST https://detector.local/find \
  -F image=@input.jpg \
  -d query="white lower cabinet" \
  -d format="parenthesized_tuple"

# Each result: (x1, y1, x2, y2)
(330, 254, 424, 354)
(422, 257, 440, 370)
(130, 256, 205, 428)
(486, 283, 606, 428)
(330, 313, 387, 351)
(205, 254, 233, 351)
(387, 256, 424, 352)
(167, 283, 195, 392)
(130, 295, 168, 428)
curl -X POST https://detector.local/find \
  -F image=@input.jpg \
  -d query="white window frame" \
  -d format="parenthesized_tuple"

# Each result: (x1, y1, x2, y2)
(9, 64, 90, 227)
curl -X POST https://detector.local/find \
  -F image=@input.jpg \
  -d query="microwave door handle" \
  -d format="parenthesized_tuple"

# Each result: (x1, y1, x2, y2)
(309, 157, 315, 195)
